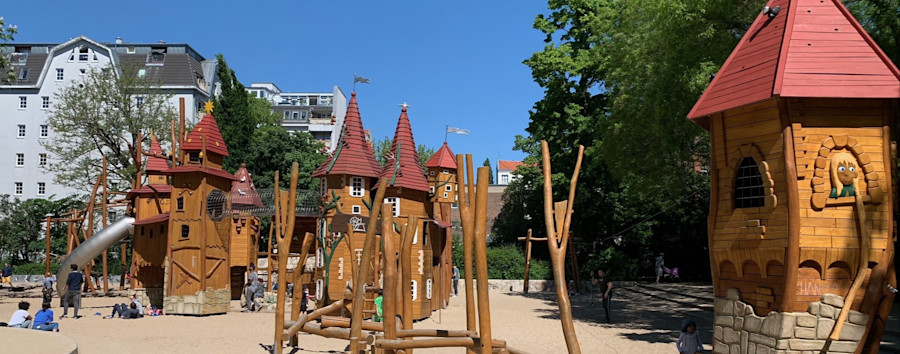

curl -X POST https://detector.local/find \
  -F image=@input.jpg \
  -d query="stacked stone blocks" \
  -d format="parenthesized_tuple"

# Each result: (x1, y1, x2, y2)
(713, 288, 868, 354)
(163, 288, 230, 315)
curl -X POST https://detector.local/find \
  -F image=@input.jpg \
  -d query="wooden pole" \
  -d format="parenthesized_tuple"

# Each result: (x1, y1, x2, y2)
(170, 120, 177, 167)
(455, 154, 477, 353)
(375, 338, 508, 350)
(101, 156, 109, 292)
(178, 98, 185, 147)
(289, 232, 315, 346)
(473, 166, 493, 354)
(568, 235, 580, 293)
(134, 132, 143, 190)
(349, 179, 388, 354)
(540, 140, 582, 354)
(267, 216, 275, 293)
(401, 216, 419, 334)
(828, 194, 871, 341)
(522, 229, 532, 293)
(275, 163, 299, 354)
(45, 217, 52, 276)
(381, 203, 398, 354)
(282, 298, 345, 340)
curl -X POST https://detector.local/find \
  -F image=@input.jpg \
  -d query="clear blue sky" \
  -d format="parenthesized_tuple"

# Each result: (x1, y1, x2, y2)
(5, 1, 550, 164)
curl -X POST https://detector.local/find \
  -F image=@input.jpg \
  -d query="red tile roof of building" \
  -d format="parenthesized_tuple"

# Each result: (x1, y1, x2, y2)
(379, 107, 429, 192)
(688, 0, 900, 125)
(180, 113, 230, 157)
(424, 142, 457, 169)
(132, 212, 170, 226)
(165, 165, 238, 181)
(231, 163, 263, 207)
(313, 92, 380, 178)
(145, 135, 170, 173)
(498, 160, 524, 172)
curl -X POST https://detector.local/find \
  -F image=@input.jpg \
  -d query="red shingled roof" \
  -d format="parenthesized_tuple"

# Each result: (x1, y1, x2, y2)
(231, 163, 263, 207)
(165, 165, 238, 180)
(379, 107, 429, 192)
(132, 212, 170, 226)
(498, 160, 523, 172)
(424, 142, 457, 169)
(313, 92, 380, 178)
(688, 0, 900, 124)
(145, 135, 169, 173)
(126, 184, 172, 199)
(181, 113, 229, 157)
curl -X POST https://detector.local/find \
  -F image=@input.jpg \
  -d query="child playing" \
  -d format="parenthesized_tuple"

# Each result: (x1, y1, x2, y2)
(677, 318, 703, 354)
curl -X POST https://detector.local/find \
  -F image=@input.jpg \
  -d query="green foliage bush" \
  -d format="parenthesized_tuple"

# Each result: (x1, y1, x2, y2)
(451, 234, 550, 280)
(11, 262, 59, 275)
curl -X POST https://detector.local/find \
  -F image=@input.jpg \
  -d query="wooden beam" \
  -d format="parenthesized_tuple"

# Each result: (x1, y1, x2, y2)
(288, 232, 315, 345)
(375, 337, 507, 350)
(381, 203, 398, 353)
(349, 179, 389, 354)
(520, 229, 533, 293)
(399, 216, 418, 341)
(474, 166, 493, 354)
(282, 298, 344, 341)
(455, 153, 478, 354)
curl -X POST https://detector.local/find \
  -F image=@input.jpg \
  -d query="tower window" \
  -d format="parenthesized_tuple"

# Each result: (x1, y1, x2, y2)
(734, 157, 765, 208)
(181, 225, 190, 238)
(350, 177, 365, 197)
(176, 197, 184, 211)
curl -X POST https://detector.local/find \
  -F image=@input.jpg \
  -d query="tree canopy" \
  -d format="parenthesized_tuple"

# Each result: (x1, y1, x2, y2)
(43, 63, 175, 191)
(212, 54, 255, 172)
(373, 136, 435, 169)
(483, 158, 494, 184)
(0, 17, 17, 83)
(0, 195, 83, 265)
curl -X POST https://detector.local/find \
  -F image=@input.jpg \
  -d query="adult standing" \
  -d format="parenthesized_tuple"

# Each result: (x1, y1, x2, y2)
(451, 265, 460, 296)
(244, 264, 261, 312)
(62, 264, 84, 319)
(2, 263, 13, 287)
(592, 269, 614, 323)
(655, 253, 665, 283)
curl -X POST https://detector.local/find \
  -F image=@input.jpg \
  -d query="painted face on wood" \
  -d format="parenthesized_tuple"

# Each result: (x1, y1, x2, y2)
(835, 161, 857, 187)
(829, 152, 860, 198)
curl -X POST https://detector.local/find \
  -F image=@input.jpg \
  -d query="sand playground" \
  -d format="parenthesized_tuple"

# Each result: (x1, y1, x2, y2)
(0, 283, 709, 354)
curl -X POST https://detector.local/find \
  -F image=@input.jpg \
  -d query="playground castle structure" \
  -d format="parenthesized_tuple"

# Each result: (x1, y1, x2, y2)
(688, 0, 898, 352)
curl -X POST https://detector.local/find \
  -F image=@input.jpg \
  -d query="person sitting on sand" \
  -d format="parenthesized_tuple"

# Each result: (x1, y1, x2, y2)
(32, 302, 60, 332)
(105, 296, 143, 319)
(8, 301, 33, 328)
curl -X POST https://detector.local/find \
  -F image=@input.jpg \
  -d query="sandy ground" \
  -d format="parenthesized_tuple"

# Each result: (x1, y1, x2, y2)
(0, 284, 707, 354)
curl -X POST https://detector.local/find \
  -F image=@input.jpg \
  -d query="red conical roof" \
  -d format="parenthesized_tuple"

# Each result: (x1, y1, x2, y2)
(379, 107, 429, 192)
(425, 142, 456, 170)
(688, 0, 900, 126)
(181, 113, 229, 157)
(313, 92, 380, 178)
(231, 163, 263, 207)
(145, 134, 169, 173)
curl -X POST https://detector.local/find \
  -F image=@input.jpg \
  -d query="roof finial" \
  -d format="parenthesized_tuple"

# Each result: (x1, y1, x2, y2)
(204, 100, 214, 115)
(399, 102, 410, 112)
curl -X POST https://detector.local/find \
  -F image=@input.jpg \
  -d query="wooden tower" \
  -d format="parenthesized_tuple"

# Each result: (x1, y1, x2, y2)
(688, 0, 898, 352)
(424, 142, 457, 310)
(312, 92, 382, 305)
(379, 105, 434, 320)
(163, 108, 236, 315)
(229, 163, 263, 299)
(130, 134, 172, 308)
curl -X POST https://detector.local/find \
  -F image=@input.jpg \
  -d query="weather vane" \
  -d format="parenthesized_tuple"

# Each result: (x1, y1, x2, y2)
(353, 74, 370, 91)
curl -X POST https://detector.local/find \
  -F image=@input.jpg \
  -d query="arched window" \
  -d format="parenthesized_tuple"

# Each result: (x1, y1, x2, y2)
(734, 157, 765, 208)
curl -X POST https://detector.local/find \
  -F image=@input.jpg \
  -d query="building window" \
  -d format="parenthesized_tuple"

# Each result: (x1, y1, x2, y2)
(429, 186, 435, 194)
(148, 51, 165, 65)
(17, 125, 25, 138)
(41, 96, 49, 109)
(136, 96, 144, 108)
(734, 157, 765, 209)
(17, 68, 29, 81)
(137, 69, 146, 78)
(40, 125, 48, 137)
(16, 153, 24, 166)
(18, 96, 26, 109)
(283, 111, 290, 120)
(451, 203, 459, 209)
(14, 182, 23, 195)
(319, 178, 327, 195)
(384, 197, 400, 217)
(500, 174, 509, 185)
(443, 192, 449, 199)
(56, 68, 64, 81)
(442, 170, 449, 174)
(411, 280, 418, 301)
(350, 177, 365, 197)
(445, 185, 452, 192)
(301, 111, 308, 120)
(79, 68, 86, 75)
(351, 205, 361, 215)
(78, 47, 89, 62)
(426, 279, 433, 300)
(292, 111, 299, 120)
(39, 153, 47, 166)
(180, 225, 190, 238)
(37, 182, 45, 196)
(176, 197, 184, 211)
(127, 46, 135, 54)
(429, 171, 435, 176)
(189, 152, 200, 163)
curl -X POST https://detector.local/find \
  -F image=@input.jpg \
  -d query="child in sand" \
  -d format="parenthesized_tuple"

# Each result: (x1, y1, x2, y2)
(676, 318, 703, 354)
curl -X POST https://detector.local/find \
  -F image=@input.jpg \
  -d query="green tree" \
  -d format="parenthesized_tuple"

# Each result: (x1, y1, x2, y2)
(0, 195, 83, 265)
(43, 63, 175, 191)
(212, 54, 254, 172)
(417, 144, 436, 168)
(243, 124, 325, 191)
(846, 0, 900, 63)
(0, 17, 18, 83)
(483, 158, 494, 184)
(373, 136, 434, 169)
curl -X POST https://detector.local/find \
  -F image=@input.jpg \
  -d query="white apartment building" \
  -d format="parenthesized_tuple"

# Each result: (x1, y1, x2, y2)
(246, 82, 347, 151)
(0, 35, 218, 198)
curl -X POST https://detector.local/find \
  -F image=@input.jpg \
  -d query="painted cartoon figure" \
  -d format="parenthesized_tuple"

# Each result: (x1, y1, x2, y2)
(829, 152, 859, 198)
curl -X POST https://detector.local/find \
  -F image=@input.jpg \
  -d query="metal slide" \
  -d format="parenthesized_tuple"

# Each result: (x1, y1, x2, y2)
(56, 217, 135, 295)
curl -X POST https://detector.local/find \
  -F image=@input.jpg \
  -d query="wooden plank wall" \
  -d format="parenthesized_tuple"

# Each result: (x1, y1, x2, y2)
(790, 98, 891, 311)
(712, 99, 789, 316)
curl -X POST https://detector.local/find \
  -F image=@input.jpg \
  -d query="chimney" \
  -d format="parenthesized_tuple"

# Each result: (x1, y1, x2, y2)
(115, 37, 122, 44)
(158, 40, 166, 44)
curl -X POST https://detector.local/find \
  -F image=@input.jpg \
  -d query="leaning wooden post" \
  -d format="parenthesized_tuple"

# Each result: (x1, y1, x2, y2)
(289, 232, 315, 346)
(455, 153, 478, 353)
(520, 229, 532, 293)
(400, 216, 419, 335)
(568, 235, 581, 293)
(381, 203, 398, 354)
(275, 164, 299, 354)
(349, 179, 388, 354)
(473, 166, 493, 354)
(45, 217, 52, 276)
(540, 140, 583, 354)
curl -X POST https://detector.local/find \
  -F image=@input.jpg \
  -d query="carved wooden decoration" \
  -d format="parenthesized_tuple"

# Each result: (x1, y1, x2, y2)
(810, 134, 884, 210)
(722, 143, 778, 211)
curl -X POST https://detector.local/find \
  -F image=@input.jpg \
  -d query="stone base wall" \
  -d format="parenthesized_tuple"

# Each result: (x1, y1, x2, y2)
(164, 288, 230, 315)
(713, 288, 868, 354)
(134, 287, 164, 309)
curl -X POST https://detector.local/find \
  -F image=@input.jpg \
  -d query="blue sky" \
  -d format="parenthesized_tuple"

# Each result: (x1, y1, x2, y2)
(5, 1, 550, 164)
